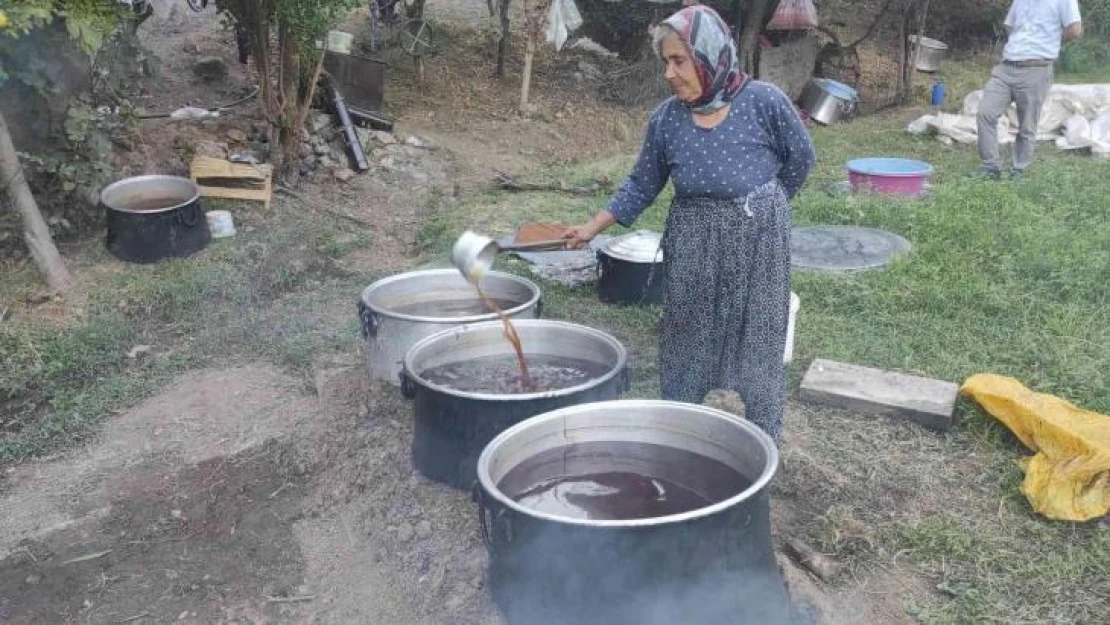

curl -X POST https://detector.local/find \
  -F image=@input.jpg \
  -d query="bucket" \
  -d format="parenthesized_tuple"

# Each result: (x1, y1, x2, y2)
(206, 210, 236, 238)
(784, 292, 799, 364)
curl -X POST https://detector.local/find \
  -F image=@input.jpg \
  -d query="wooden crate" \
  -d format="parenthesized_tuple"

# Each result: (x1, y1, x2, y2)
(190, 156, 273, 208)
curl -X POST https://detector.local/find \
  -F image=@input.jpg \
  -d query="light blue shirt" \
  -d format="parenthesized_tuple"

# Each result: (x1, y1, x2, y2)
(1003, 0, 1082, 61)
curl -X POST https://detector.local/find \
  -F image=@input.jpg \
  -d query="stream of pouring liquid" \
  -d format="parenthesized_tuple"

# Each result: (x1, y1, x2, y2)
(472, 281, 533, 390)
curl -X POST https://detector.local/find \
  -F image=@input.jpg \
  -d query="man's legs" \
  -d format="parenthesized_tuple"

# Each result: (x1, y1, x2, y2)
(1011, 65, 1054, 172)
(976, 65, 1014, 173)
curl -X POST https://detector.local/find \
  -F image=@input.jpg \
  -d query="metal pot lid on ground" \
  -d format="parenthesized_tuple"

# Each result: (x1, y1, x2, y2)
(600, 230, 664, 263)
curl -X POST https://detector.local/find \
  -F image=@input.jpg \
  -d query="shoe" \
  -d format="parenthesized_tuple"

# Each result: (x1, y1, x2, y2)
(969, 167, 1001, 181)
(1009, 169, 1024, 181)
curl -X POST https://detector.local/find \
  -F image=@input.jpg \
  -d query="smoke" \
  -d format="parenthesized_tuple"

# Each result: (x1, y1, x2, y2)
(484, 490, 797, 625)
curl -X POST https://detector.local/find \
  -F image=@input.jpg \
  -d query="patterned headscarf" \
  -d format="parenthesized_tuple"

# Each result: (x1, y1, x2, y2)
(658, 5, 748, 114)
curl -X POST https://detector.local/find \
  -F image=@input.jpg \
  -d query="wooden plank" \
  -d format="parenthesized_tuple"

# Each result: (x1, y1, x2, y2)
(798, 359, 959, 431)
(190, 156, 273, 208)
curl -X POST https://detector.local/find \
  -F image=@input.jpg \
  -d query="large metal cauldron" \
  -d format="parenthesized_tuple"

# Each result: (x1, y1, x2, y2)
(358, 269, 541, 386)
(799, 78, 859, 125)
(474, 400, 793, 625)
(101, 175, 210, 264)
(401, 320, 629, 489)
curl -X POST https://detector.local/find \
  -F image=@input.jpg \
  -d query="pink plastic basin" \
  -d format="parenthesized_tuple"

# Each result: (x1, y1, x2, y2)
(846, 158, 933, 195)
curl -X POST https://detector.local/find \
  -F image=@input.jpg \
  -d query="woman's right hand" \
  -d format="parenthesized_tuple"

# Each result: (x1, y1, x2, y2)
(562, 224, 598, 250)
(562, 211, 617, 249)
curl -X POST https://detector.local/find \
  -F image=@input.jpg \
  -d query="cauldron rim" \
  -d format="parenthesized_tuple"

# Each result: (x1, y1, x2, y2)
(100, 175, 200, 214)
(360, 269, 541, 325)
(476, 399, 780, 529)
(403, 319, 628, 403)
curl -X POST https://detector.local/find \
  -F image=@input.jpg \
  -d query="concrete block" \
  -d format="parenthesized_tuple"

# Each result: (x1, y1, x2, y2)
(798, 359, 958, 431)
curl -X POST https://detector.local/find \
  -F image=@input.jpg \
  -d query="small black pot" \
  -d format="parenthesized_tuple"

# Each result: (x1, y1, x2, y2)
(596, 231, 665, 306)
(101, 175, 210, 264)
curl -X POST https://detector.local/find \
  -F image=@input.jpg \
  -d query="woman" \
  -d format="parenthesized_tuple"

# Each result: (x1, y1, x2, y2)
(563, 5, 815, 440)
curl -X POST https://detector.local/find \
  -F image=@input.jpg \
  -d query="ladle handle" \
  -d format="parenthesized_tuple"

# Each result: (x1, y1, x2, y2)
(498, 239, 569, 252)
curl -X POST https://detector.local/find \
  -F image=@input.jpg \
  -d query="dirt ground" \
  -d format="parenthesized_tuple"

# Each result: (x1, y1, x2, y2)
(1, 2, 927, 623)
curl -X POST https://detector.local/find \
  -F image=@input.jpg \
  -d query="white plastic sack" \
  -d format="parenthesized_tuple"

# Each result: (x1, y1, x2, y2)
(546, 0, 583, 51)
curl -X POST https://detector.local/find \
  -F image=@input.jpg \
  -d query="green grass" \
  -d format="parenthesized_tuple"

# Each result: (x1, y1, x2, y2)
(0, 205, 374, 464)
(418, 94, 1109, 624)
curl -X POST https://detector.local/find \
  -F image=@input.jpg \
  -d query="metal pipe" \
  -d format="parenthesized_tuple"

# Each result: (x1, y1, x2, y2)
(329, 82, 369, 172)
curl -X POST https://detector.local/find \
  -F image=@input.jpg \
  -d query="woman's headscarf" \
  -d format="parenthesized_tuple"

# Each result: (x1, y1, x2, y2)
(658, 5, 748, 114)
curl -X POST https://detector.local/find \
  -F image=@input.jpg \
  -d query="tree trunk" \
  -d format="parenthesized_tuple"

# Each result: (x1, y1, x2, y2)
(738, 0, 775, 75)
(521, 32, 535, 109)
(496, 0, 512, 78)
(907, 0, 931, 101)
(276, 22, 301, 177)
(0, 110, 74, 292)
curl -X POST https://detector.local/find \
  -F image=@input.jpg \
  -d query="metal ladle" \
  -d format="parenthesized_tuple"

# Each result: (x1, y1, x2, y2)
(451, 230, 568, 282)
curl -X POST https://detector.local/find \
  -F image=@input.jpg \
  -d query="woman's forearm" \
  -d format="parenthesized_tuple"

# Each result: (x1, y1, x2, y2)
(587, 210, 618, 237)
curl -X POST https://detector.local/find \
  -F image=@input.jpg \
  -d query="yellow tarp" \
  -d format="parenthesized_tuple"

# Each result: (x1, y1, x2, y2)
(960, 374, 1110, 521)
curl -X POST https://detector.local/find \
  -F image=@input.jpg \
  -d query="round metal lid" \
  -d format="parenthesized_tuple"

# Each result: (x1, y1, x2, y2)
(601, 230, 664, 263)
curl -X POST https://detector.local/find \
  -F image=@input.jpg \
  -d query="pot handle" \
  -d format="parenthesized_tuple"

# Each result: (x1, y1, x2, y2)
(358, 301, 378, 339)
(472, 483, 512, 552)
(534, 298, 543, 319)
(399, 370, 416, 399)
(619, 365, 633, 393)
(473, 483, 493, 548)
(176, 202, 203, 227)
(595, 251, 604, 280)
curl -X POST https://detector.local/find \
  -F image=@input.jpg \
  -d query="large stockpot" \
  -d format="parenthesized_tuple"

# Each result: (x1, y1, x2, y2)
(358, 269, 541, 386)
(101, 175, 210, 264)
(474, 400, 792, 625)
(401, 320, 629, 489)
(799, 78, 859, 125)
(596, 230, 665, 306)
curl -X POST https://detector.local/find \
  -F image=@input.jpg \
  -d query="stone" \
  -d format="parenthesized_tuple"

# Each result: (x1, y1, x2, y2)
(318, 155, 336, 169)
(127, 345, 152, 359)
(299, 142, 313, 159)
(226, 128, 248, 143)
(757, 34, 821, 101)
(182, 39, 199, 54)
(25, 574, 41, 586)
(193, 139, 228, 159)
(798, 359, 959, 431)
(192, 56, 229, 82)
(396, 523, 415, 543)
(371, 130, 398, 145)
(415, 520, 432, 539)
(314, 142, 331, 156)
(404, 134, 434, 150)
(309, 111, 333, 133)
(333, 168, 355, 182)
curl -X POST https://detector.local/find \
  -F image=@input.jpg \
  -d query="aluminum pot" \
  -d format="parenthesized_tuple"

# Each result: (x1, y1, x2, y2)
(799, 78, 858, 125)
(358, 269, 541, 386)
(101, 175, 210, 264)
(596, 230, 665, 305)
(474, 400, 792, 625)
(908, 35, 948, 72)
(401, 320, 629, 489)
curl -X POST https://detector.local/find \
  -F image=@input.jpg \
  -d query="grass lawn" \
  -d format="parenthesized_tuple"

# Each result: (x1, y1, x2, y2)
(416, 89, 1109, 623)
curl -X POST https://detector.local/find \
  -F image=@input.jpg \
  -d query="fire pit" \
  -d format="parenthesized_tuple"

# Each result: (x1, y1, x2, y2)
(401, 320, 629, 489)
(474, 400, 793, 625)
